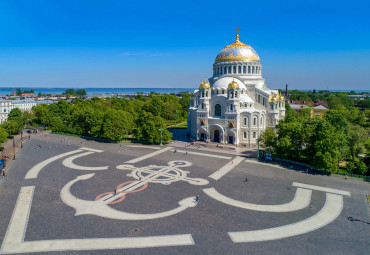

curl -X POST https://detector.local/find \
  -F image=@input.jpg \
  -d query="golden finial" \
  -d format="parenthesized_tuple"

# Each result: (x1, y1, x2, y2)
(235, 27, 240, 41)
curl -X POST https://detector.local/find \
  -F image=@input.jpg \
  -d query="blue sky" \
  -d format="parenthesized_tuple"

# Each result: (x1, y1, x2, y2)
(0, 0, 369, 90)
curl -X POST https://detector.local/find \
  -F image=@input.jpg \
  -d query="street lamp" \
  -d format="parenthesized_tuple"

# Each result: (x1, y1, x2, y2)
(256, 137, 262, 159)
(12, 138, 16, 160)
(159, 128, 164, 146)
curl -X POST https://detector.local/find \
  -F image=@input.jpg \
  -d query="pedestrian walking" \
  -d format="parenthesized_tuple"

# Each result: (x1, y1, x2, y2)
(244, 177, 248, 182)
(1, 167, 5, 178)
(194, 195, 199, 203)
(185, 151, 188, 155)
(113, 189, 117, 195)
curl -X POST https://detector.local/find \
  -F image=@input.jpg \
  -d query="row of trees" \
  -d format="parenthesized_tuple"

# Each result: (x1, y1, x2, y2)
(262, 103, 369, 175)
(29, 92, 190, 143)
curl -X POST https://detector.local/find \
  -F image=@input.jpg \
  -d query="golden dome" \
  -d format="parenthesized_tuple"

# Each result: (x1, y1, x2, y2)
(228, 79, 239, 89)
(199, 78, 210, 89)
(215, 28, 260, 63)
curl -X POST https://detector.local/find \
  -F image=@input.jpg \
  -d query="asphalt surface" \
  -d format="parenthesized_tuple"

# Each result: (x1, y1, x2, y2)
(0, 134, 369, 255)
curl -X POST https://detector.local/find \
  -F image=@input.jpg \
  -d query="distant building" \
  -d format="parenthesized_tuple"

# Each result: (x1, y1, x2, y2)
(0, 99, 37, 124)
(0, 100, 13, 124)
(288, 100, 329, 118)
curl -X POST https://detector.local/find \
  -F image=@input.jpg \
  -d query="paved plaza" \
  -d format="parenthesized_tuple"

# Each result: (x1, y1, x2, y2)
(0, 134, 369, 255)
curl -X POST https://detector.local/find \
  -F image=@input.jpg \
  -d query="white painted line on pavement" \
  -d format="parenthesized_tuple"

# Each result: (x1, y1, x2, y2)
(80, 147, 104, 153)
(126, 147, 173, 164)
(62, 151, 109, 171)
(244, 159, 285, 169)
(0, 185, 195, 254)
(25, 150, 84, 179)
(209, 156, 244, 181)
(293, 182, 351, 196)
(171, 149, 232, 160)
(126, 145, 161, 150)
(203, 187, 312, 212)
(228, 193, 344, 242)
(1, 186, 34, 247)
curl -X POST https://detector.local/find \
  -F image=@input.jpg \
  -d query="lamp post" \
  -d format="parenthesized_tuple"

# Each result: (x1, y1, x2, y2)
(20, 131, 23, 148)
(256, 137, 262, 159)
(12, 138, 16, 160)
(159, 128, 164, 146)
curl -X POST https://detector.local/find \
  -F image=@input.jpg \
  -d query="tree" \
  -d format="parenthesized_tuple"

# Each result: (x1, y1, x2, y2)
(38, 92, 42, 97)
(348, 125, 367, 160)
(33, 105, 51, 126)
(8, 108, 22, 121)
(1, 120, 22, 135)
(16, 88, 22, 96)
(64, 89, 75, 95)
(0, 127, 9, 143)
(261, 128, 276, 152)
(134, 112, 172, 144)
(102, 109, 134, 141)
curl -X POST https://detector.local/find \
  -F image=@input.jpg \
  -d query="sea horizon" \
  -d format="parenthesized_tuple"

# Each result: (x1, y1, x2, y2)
(0, 87, 368, 96)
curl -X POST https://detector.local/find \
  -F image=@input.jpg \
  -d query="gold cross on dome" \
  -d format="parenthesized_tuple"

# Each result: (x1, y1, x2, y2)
(235, 27, 240, 41)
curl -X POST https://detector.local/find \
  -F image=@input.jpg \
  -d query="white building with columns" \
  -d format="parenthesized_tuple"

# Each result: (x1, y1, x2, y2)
(188, 29, 285, 146)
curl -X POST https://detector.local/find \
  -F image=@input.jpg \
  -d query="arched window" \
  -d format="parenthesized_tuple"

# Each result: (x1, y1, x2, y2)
(202, 91, 204, 97)
(244, 117, 248, 126)
(253, 117, 257, 126)
(233, 66, 236, 73)
(206, 91, 208, 97)
(252, 66, 255, 74)
(201, 103, 204, 109)
(215, 104, 221, 116)
(238, 66, 241, 73)
(230, 104, 233, 111)
(228, 66, 232, 73)
(248, 66, 251, 73)
(243, 66, 246, 73)
(224, 66, 227, 74)
(222, 89, 225, 94)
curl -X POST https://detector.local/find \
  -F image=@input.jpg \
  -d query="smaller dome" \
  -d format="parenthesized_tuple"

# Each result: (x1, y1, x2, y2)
(228, 79, 239, 90)
(199, 78, 210, 89)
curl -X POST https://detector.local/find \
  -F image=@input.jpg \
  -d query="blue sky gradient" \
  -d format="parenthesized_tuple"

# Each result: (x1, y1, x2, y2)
(0, 0, 369, 89)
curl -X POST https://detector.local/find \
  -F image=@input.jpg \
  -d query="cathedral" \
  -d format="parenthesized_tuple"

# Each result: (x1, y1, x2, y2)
(187, 28, 285, 146)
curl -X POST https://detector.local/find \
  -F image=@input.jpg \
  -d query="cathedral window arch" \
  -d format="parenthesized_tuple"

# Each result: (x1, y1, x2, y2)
(248, 66, 251, 74)
(206, 91, 208, 97)
(215, 104, 221, 116)
(202, 91, 205, 97)
(228, 66, 232, 74)
(222, 89, 225, 94)
(252, 66, 255, 74)
(243, 66, 246, 73)
(253, 117, 257, 126)
(233, 66, 236, 74)
(243, 117, 248, 126)
(238, 66, 241, 73)
(224, 66, 227, 74)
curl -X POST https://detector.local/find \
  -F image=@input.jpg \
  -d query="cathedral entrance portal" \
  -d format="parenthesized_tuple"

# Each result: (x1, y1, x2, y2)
(214, 130, 220, 143)
(228, 136, 234, 144)
(200, 133, 205, 141)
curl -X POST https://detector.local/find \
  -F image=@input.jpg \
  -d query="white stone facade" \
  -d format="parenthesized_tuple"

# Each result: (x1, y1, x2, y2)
(187, 30, 285, 146)
(0, 99, 37, 124)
